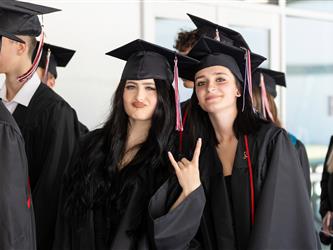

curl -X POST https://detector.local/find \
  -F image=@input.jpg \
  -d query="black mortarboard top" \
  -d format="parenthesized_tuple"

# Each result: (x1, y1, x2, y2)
(184, 36, 266, 82)
(0, 0, 60, 43)
(187, 13, 250, 50)
(252, 68, 286, 98)
(35, 42, 76, 79)
(106, 39, 199, 83)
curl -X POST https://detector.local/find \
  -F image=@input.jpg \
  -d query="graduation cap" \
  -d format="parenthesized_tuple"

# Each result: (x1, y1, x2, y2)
(185, 36, 265, 82)
(106, 39, 199, 131)
(0, 0, 60, 43)
(0, 0, 60, 84)
(252, 68, 286, 122)
(106, 39, 198, 83)
(252, 68, 286, 98)
(187, 13, 250, 50)
(35, 42, 76, 80)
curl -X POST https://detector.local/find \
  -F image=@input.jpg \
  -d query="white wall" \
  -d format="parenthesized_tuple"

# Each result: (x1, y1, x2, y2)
(28, 0, 142, 130)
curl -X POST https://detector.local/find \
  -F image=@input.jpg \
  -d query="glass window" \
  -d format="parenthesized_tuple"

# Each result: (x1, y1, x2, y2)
(230, 25, 271, 67)
(234, 0, 278, 5)
(155, 17, 195, 102)
(285, 16, 333, 230)
(287, 0, 333, 14)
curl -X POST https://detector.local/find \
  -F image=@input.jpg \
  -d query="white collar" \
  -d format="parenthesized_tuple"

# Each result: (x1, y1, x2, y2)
(0, 73, 41, 107)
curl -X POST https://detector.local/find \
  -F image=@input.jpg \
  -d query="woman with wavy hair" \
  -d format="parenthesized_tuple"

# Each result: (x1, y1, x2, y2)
(52, 39, 200, 250)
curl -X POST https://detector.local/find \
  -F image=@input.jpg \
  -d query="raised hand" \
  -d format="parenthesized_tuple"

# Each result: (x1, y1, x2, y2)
(168, 138, 202, 196)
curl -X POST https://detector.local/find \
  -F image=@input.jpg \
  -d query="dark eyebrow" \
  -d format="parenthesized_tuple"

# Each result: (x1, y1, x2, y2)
(213, 72, 228, 76)
(195, 72, 228, 81)
(126, 81, 138, 85)
(142, 82, 155, 86)
(194, 75, 206, 81)
(126, 81, 155, 86)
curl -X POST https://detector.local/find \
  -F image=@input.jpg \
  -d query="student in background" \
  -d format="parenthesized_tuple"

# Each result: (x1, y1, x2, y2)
(34, 42, 89, 134)
(252, 68, 311, 196)
(0, 1, 82, 249)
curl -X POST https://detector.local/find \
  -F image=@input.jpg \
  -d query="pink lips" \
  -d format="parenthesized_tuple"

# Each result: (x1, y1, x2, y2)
(132, 101, 145, 108)
(205, 95, 220, 101)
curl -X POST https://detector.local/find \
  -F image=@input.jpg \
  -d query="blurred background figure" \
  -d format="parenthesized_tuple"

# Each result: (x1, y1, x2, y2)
(34, 42, 89, 134)
(35, 42, 75, 89)
(252, 68, 311, 196)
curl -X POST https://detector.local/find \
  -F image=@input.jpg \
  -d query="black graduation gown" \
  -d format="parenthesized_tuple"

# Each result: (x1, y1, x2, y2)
(319, 136, 333, 247)
(288, 133, 311, 196)
(0, 101, 36, 250)
(79, 121, 89, 135)
(52, 129, 169, 250)
(150, 122, 320, 250)
(12, 83, 81, 250)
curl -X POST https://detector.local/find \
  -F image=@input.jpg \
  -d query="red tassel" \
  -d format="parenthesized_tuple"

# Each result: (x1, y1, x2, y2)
(244, 135, 255, 225)
(179, 108, 189, 153)
(17, 30, 45, 84)
(260, 73, 274, 122)
(27, 177, 31, 209)
(42, 48, 51, 83)
(173, 56, 183, 131)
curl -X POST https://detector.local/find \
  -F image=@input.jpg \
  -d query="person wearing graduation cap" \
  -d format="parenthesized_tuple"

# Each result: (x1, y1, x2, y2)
(252, 68, 311, 196)
(52, 39, 202, 250)
(34, 42, 89, 134)
(148, 36, 319, 250)
(0, 1, 83, 249)
(175, 14, 250, 92)
(34, 42, 75, 89)
(175, 13, 252, 154)
(0, 100, 36, 250)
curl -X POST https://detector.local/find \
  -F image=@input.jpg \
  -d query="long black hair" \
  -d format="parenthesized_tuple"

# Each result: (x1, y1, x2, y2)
(63, 78, 176, 225)
(187, 78, 264, 148)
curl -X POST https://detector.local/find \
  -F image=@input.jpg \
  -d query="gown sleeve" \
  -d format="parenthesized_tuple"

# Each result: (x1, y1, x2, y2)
(295, 139, 311, 197)
(249, 129, 320, 250)
(0, 117, 36, 250)
(149, 175, 206, 250)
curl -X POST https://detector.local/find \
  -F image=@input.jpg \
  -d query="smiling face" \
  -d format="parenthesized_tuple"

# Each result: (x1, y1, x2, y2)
(123, 79, 158, 122)
(194, 65, 241, 114)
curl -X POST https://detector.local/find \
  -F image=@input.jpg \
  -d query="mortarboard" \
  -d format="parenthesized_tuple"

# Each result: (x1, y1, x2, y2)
(187, 13, 250, 50)
(252, 68, 286, 98)
(35, 42, 75, 80)
(0, 0, 60, 83)
(0, 0, 60, 43)
(106, 39, 199, 83)
(184, 36, 265, 82)
(252, 68, 286, 122)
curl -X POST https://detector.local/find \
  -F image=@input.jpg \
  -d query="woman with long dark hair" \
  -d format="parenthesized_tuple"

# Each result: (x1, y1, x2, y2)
(149, 36, 319, 250)
(52, 39, 200, 250)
